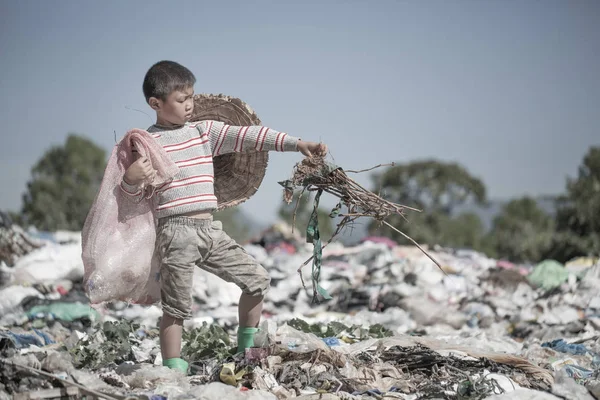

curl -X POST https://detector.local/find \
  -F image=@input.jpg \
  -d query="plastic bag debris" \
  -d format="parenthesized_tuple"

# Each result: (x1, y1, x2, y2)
(173, 382, 277, 400)
(0, 328, 54, 350)
(220, 362, 248, 386)
(276, 324, 329, 353)
(551, 368, 595, 400)
(528, 260, 569, 291)
(542, 338, 588, 355)
(0, 285, 43, 316)
(486, 388, 562, 399)
(13, 242, 84, 285)
(26, 302, 101, 323)
(3, 218, 600, 398)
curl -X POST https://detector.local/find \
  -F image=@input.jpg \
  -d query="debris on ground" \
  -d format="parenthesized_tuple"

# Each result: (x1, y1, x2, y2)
(0, 211, 42, 270)
(1, 217, 600, 399)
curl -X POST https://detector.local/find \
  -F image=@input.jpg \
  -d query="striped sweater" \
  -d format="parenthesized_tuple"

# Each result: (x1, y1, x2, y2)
(120, 120, 299, 218)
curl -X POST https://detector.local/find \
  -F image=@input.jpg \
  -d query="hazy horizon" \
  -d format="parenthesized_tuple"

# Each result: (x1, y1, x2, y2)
(1, 1, 598, 225)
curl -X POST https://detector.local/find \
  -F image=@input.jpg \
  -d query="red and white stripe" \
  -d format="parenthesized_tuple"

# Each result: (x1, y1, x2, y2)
(254, 127, 267, 150)
(174, 155, 213, 168)
(259, 128, 271, 151)
(120, 183, 141, 196)
(214, 124, 230, 156)
(189, 121, 212, 131)
(190, 122, 211, 141)
(274, 132, 283, 152)
(234, 126, 250, 152)
(156, 194, 218, 211)
(157, 175, 214, 193)
(278, 133, 288, 151)
(163, 136, 209, 153)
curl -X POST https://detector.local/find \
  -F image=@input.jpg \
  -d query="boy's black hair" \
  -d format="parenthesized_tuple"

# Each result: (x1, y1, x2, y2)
(143, 61, 196, 102)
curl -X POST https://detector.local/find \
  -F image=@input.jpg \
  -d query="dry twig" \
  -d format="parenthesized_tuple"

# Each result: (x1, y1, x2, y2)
(345, 162, 396, 174)
(280, 156, 445, 295)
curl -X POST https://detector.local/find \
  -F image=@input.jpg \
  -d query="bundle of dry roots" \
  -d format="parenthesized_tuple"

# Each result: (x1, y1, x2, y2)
(279, 157, 443, 300)
(282, 157, 420, 220)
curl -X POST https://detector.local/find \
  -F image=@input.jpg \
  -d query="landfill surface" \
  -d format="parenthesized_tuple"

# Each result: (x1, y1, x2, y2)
(1, 216, 600, 400)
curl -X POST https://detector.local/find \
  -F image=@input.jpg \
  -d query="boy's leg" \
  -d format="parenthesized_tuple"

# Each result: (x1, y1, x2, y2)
(160, 313, 183, 359)
(198, 221, 271, 353)
(239, 293, 263, 328)
(237, 293, 264, 353)
(156, 218, 203, 371)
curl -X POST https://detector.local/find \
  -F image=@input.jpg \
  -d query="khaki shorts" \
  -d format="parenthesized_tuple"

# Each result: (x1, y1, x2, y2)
(156, 216, 270, 320)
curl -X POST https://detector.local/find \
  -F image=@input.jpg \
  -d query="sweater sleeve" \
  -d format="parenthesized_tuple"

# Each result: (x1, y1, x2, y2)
(118, 143, 145, 202)
(203, 120, 299, 156)
(119, 179, 145, 202)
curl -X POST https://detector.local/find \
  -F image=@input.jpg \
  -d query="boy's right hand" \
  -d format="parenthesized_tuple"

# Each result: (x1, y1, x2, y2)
(124, 157, 156, 186)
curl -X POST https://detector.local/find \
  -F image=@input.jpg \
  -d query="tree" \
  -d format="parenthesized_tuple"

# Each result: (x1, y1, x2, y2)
(487, 197, 554, 263)
(547, 147, 600, 262)
(278, 191, 335, 240)
(21, 134, 106, 231)
(439, 212, 487, 251)
(368, 160, 487, 249)
(373, 160, 487, 213)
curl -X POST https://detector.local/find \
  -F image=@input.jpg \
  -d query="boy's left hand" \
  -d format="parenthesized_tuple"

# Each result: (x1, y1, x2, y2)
(297, 140, 328, 158)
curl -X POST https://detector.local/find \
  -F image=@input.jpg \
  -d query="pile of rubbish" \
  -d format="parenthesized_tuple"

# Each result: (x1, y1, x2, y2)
(0, 212, 43, 274)
(1, 215, 600, 400)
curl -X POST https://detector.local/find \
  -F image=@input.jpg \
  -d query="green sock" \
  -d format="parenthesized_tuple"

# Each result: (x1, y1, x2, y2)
(163, 357, 189, 373)
(237, 327, 259, 353)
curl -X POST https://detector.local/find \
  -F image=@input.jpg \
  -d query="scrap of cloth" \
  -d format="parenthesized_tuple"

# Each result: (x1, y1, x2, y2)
(0, 329, 55, 349)
(81, 129, 178, 305)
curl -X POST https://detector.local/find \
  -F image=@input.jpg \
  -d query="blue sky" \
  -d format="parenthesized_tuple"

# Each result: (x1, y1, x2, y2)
(1, 0, 598, 224)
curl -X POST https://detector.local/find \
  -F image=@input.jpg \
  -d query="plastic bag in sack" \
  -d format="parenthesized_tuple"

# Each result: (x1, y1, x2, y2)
(81, 129, 178, 304)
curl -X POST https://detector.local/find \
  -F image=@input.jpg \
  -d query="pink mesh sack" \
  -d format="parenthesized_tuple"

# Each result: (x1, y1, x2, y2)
(82, 129, 178, 304)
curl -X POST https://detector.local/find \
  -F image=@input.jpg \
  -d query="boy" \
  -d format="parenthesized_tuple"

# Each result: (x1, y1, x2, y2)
(121, 60, 327, 373)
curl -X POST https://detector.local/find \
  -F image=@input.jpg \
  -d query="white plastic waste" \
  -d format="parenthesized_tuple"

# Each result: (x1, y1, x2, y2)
(13, 243, 84, 285)
(0, 285, 43, 316)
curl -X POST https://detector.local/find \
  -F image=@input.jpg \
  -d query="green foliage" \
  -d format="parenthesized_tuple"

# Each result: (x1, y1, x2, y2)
(373, 160, 487, 213)
(445, 212, 488, 250)
(363, 150, 600, 264)
(214, 207, 251, 243)
(407, 211, 487, 250)
(181, 322, 232, 363)
(6, 211, 23, 226)
(70, 321, 144, 369)
(369, 160, 487, 248)
(278, 191, 335, 240)
(288, 318, 393, 340)
(548, 147, 600, 262)
(21, 134, 106, 231)
(487, 197, 555, 263)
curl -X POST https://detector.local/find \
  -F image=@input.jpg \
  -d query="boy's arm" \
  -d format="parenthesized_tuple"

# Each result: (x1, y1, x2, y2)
(204, 121, 299, 157)
(119, 179, 145, 202)
(119, 154, 155, 202)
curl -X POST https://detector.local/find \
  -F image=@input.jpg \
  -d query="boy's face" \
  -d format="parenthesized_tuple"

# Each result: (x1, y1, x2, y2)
(150, 86, 194, 126)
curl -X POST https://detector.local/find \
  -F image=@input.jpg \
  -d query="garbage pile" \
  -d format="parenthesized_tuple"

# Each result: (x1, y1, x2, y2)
(0, 212, 43, 271)
(1, 217, 600, 400)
